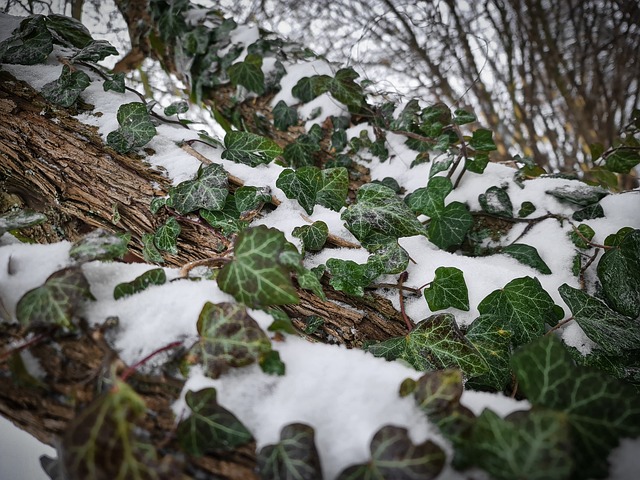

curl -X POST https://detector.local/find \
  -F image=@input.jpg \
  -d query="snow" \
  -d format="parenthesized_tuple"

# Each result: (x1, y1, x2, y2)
(2, 9, 640, 480)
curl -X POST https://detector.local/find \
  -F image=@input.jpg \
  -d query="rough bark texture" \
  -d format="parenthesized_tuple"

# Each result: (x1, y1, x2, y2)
(0, 72, 409, 478)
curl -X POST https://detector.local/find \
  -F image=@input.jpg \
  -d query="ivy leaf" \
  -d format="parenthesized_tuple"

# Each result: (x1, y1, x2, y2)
(149, 197, 168, 215)
(291, 76, 326, 103)
(154, 217, 181, 254)
(322, 67, 364, 109)
(200, 198, 248, 236)
(234, 186, 271, 214)
(406, 176, 453, 217)
(177, 388, 253, 456)
(424, 266, 469, 311)
(107, 102, 157, 153)
(292, 221, 329, 252)
(501, 244, 552, 274)
(604, 148, 640, 174)
(69, 229, 130, 262)
(326, 258, 385, 297)
(572, 203, 604, 221)
(71, 39, 118, 62)
(113, 268, 166, 300)
(479, 186, 513, 218)
(190, 302, 272, 378)
(478, 276, 559, 346)
(342, 184, 427, 250)
(61, 379, 162, 479)
(16, 267, 94, 331)
(273, 100, 298, 131)
(465, 152, 489, 174)
(367, 313, 488, 377)
(163, 100, 189, 116)
(41, 65, 91, 107)
(282, 137, 320, 168)
(558, 284, 640, 355)
(546, 184, 609, 206)
(258, 423, 322, 480)
(169, 163, 229, 214)
(511, 335, 640, 479)
(336, 425, 445, 480)
(45, 14, 92, 48)
(453, 109, 477, 125)
(518, 201, 536, 217)
(604, 227, 635, 247)
(428, 201, 473, 250)
(259, 350, 286, 376)
(0, 209, 47, 235)
(469, 409, 573, 480)
(267, 308, 297, 335)
(141, 233, 164, 263)
(217, 226, 299, 307)
(568, 223, 595, 249)
(103, 72, 125, 93)
(465, 315, 512, 392)
(222, 131, 282, 166)
(277, 167, 348, 215)
(0, 15, 53, 65)
(371, 242, 409, 274)
(597, 229, 640, 318)
(228, 54, 265, 94)
(469, 129, 497, 151)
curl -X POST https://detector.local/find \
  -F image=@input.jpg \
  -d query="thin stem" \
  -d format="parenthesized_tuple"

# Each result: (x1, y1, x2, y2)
(179, 256, 232, 278)
(545, 316, 575, 336)
(397, 272, 414, 332)
(0, 333, 48, 363)
(120, 340, 183, 382)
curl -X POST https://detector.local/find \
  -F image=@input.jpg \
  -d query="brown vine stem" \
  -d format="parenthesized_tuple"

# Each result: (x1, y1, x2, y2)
(179, 256, 233, 278)
(119, 340, 184, 382)
(390, 130, 438, 144)
(397, 271, 414, 332)
(0, 333, 48, 363)
(579, 249, 600, 290)
(545, 316, 575, 336)
(570, 224, 612, 250)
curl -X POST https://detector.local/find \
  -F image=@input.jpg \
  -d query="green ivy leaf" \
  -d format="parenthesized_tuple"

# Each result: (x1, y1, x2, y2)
(258, 423, 322, 480)
(465, 152, 489, 174)
(200, 198, 248, 236)
(511, 335, 640, 479)
(604, 227, 635, 247)
(61, 379, 161, 479)
(558, 284, 640, 355)
(177, 388, 253, 456)
(169, 163, 229, 214)
(234, 186, 271, 214)
(16, 267, 94, 330)
(259, 350, 286, 376)
(292, 221, 329, 252)
(597, 229, 640, 318)
(336, 425, 445, 480)
(326, 258, 385, 297)
(291, 76, 326, 103)
(342, 183, 427, 250)
(228, 54, 265, 94)
(465, 315, 512, 391)
(479, 186, 513, 218)
(154, 217, 181, 254)
(0, 209, 47, 235)
(547, 184, 608, 206)
(406, 176, 453, 217)
(141, 233, 164, 263)
(469, 409, 572, 480)
(322, 67, 364, 109)
(568, 223, 595, 249)
(103, 72, 125, 93)
(453, 109, 477, 125)
(518, 201, 536, 217)
(424, 267, 469, 311)
(428, 201, 473, 250)
(367, 313, 488, 377)
(572, 203, 604, 221)
(71, 39, 118, 62)
(0, 15, 53, 65)
(469, 129, 497, 151)
(163, 100, 189, 116)
(107, 102, 157, 153)
(371, 242, 409, 274)
(69, 229, 130, 262)
(276, 167, 348, 215)
(113, 268, 166, 300)
(45, 14, 92, 48)
(604, 148, 640, 174)
(501, 244, 552, 274)
(282, 137, 320, 168)
(217, 226, 299, 307)
(190, 302, 272, 378)
(222, 131, 282, 166)
(478, 276, 559, 346)
(267, 308, 297, 335)
(41, 65, 91, 108)
(272, 100, 298, 131)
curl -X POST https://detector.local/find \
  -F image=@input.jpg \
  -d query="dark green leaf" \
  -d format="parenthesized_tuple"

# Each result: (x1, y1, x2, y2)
(164, 101, 189, 116)
(465, 315, 512, 391)
(367, 313, 488, 377)
(107, 102, 157, 153)
(465, 153, 489, 174)
(41, 65, 91, 107)
(568, 223, 595, 249)
(259, 350, 286, 376)
(103, 72, 125, 93)
(429, 156, 453, 176)
(217, 226, 299, 307)
(113, 268, 166, 300)
(511, 335, 640, 479)
(518, 201, 536, 217)
(501, 244, 552, 274)
(597, 229, 640, 318)
(428, 202, 473, 250)
(0, 15, 53, 65)
(149, 197, 168, 214)
(572, 203, 604, 221)
(177, 388, 253, 455)
(558, 284, 640, 355)
(0, 209, 47, 235)
(222, 131, 282, 166)
(45, 14, 92, 48)
(469, 409, 572, 480)
(453, 109, 476, 125)
(546, 184, 608, 206)
(478, 276, 559, 346)
(406, 176, 453, 217)
(292, 221, 329, 252)
(303, 315, 324, 335)
(169, 163, 229, 214)
(190, 302, 272, 378)
(469, 129, 496, 151)
(336, 425, 445, 480)
(282, 139, 319, 168)
(323, 67, 364, 109)
(291, 76, 326, 103)
(604, 227, 635, 247)
(479, 186, 513, 218)
(326, 257, 384, 296)
(267, 308, 297, 335)
(141, 233, 164, 263)
(605, 148, 640, 174)
(154, 217, 181, 254)
(69, 229, 130, 262)
(331, 129, 348, 151)
(424, 267, 469, 311)
(16, 267, 94, 330)
(234, 186, 270, 214)
(273, 100, 298, 131)
(258, 423, 322, 480)
(371, 242, 409, 274)
(71, 39, 118, 62)
(277, 167, 348, 215)
(228, 54, 265, 94)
